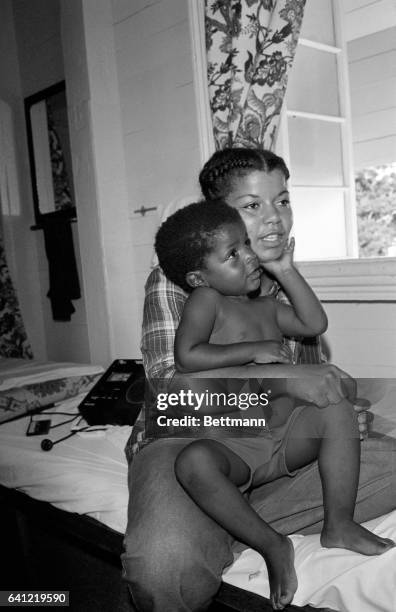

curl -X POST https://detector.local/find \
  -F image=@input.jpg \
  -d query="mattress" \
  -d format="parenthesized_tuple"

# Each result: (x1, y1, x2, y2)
(0, 361, 395, 611)
(0, 394, 130, 533)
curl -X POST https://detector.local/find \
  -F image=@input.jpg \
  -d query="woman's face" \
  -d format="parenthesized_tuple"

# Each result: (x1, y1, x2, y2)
(225, 169, 293, 263)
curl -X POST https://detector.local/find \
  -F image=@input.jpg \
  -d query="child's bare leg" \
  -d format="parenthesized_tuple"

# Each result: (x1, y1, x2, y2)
(175, 439, 297, 610)
(283, 401, 395, 555)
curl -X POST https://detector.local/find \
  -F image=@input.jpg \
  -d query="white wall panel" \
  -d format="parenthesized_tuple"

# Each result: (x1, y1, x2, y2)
(118, 61, 195, 136)
(323, 302, 396, 377)
(115, 17, 189, 78)
(353, 107, 396, 142)
(112, 0, 163, 24)
(350, 78, 396, 116)
(348, 27, 396, 168)
(349, 50, 396, 89)
(129, 211, 161, 246)
(113, 0, 184, 34)
(344, 0, 382, 12)
(113, 0, 201, 345)
(344, 0, 396, 41)
(347, 25, 396, 61)
(354, 135, 396, 168)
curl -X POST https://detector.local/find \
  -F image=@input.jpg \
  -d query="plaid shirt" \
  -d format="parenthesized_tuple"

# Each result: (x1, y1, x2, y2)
(126, 266, 325, 457)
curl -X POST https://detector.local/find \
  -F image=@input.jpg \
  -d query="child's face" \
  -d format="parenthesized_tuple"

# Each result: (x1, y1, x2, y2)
(198, 220, 261, 296)
(225, 169, 293, 263)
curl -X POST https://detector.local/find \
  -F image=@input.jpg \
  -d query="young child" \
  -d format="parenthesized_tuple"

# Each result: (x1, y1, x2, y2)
(155, 199, 394, 610)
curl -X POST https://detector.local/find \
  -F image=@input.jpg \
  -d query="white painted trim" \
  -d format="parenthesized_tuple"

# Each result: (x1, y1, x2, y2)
(333, 0, 359, 257)
(292, 185, 348, 191)
(299, 258, 396, 301)
(298, 38, 341, 54)
(286, 109, 345, 123)
(344, 0, 396, 41)
(188, 0, 215, 165)
(275, 101, 291, 164)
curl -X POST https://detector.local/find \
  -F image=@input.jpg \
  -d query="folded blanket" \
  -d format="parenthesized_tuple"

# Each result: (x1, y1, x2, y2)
(0, 360, 103, 391)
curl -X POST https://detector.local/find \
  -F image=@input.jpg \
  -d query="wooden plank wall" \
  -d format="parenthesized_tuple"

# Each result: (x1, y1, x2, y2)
(112, 0, 201, 323)
(348, 25, 396, 168)
(323, 302, 396, 377)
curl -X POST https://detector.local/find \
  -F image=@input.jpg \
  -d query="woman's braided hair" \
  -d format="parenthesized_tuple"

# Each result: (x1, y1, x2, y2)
(199, 148, 290, 199)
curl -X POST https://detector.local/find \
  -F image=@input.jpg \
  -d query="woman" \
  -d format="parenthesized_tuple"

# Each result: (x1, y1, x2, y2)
(122, 148, 396, 612)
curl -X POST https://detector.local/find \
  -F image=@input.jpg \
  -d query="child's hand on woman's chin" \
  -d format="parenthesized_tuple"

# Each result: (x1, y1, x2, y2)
(261, 237, 296, 278)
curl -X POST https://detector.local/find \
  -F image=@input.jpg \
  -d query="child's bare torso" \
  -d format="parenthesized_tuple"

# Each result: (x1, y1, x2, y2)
(208, 293, 294, 427)
(209, 294, 282, 346)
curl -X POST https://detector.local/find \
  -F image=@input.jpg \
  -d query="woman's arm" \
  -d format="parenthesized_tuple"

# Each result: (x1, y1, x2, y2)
(141, 266, 187, 381)
(175, 287, 291, 372)
(170, 362, 358, 413)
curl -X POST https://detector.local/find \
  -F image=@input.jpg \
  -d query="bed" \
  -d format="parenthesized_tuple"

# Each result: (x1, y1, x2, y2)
(1, 358, 395, 612)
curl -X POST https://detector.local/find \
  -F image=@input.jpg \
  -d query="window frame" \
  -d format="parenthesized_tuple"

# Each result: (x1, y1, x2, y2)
(188, 0, 396, 302)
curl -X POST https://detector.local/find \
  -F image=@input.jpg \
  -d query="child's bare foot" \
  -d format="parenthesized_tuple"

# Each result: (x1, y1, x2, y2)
(260, 534, 297, 610)
(321, 520, 395, 556)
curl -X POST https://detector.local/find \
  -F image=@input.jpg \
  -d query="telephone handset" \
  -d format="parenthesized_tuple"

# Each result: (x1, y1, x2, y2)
(78, 359, 145, 426)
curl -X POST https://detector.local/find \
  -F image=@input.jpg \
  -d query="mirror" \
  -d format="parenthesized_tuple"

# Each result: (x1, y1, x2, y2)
(24, 81, 76, 225)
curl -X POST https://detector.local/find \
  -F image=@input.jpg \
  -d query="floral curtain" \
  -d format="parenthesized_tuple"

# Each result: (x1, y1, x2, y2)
(205, 0, 306, 149)
(0, 232, 33, 358)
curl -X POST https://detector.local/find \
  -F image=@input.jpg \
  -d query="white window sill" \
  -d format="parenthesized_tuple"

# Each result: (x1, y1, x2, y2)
(298, 258, 396, 301)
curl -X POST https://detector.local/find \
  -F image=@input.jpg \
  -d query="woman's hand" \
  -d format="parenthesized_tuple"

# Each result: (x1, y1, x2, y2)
(285, 363, 357, 407)
(287, 364, 370, 438)
(353, 397, 372, 440)
(253, 341, 293, 364)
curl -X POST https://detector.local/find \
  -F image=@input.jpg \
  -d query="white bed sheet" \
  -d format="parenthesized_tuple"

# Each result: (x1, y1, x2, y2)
(224, 379, 396, 611)
(0, 376, 395, 611)
(0, 395, 130, 533)
(223, 512, 396, 612)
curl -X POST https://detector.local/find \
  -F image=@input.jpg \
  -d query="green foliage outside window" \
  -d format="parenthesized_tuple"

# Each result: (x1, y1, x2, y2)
(356, 164, 396, 258)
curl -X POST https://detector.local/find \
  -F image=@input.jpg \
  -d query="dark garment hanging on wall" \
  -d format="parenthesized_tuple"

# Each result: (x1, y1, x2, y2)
(42, 218, 81, 321)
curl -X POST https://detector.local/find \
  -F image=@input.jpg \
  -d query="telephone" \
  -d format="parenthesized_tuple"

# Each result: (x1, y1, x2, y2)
(78, 359, 145, 426)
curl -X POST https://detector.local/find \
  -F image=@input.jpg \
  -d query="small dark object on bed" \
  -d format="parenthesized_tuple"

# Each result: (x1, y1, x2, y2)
(41, 437, 55, 451)
(26, 419, 51, 436)
(78, 359, 145, 426)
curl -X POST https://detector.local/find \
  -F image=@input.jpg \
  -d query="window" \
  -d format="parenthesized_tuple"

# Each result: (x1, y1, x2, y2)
(355, 163, 396, 258)
(277, 0, 357, 262)
(188, 0, 396, 300)
(279, 0, 396, 266)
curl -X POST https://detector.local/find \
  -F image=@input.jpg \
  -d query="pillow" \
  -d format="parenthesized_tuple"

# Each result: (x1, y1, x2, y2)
(0, 360, 104, 424)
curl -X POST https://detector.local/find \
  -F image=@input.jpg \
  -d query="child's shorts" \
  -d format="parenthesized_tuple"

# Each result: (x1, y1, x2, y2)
(218, 405, 307, 492)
